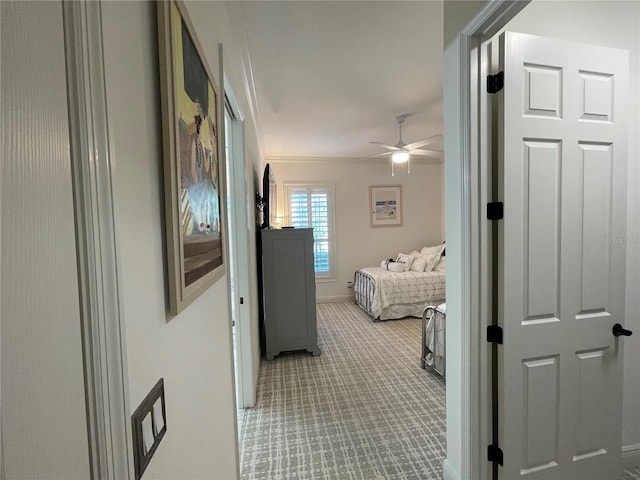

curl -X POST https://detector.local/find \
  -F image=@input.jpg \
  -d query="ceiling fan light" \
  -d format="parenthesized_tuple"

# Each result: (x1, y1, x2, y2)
(392, 150, 410, 163)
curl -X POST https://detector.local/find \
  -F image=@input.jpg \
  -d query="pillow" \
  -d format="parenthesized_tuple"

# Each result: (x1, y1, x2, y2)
(425, 254, 444, 272)
(420, 243, 446, 271)
(387, 262, 406, 273)
(420, 243, 446, 257)
(380, 258, 395, 269)
(434, 257, 446, 272)
(410, 254, 431, 272)
(416, 253, 440, 272)
(396, 252, 418, 272)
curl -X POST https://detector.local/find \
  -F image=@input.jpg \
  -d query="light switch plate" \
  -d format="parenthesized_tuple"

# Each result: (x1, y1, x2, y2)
(141, 413, 154, 453)
(152, 399, 165, 433)
(131, 379, 167, 480)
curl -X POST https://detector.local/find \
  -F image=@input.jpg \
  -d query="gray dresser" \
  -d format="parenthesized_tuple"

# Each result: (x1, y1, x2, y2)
(261, 228, 321, 360)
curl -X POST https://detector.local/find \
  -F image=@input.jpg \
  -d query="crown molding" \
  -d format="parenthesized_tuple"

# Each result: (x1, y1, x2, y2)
(266, 155, 443, 165)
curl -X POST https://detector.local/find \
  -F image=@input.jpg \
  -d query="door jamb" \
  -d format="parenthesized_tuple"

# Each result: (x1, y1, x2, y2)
(446, 2, 530, 479)
(224, 77, 257, 408)
(63, 1, 133, 479)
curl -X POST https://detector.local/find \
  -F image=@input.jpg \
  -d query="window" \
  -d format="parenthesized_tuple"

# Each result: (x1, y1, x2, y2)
(285, 184, 335, 279)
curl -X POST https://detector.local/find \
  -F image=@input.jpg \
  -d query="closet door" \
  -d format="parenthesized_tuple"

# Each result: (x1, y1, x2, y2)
(497, 31, 628, 480)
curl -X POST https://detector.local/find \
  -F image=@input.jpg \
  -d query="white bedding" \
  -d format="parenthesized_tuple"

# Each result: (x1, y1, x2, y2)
(357, 267, 446, 320)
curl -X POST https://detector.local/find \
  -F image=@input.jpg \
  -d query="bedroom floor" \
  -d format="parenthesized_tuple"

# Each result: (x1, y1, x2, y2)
(240, 302, 445, 479)
(239, 302, 640, 479)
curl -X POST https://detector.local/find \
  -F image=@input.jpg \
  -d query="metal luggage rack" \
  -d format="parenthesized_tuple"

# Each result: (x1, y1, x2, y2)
(421, 304, 446, 378)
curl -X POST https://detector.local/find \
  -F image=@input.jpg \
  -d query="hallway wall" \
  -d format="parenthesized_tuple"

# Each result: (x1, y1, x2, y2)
(101, 1, 263, 477)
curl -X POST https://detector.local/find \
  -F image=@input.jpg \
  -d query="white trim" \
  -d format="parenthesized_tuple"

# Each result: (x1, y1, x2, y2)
(0, 3, 4, 476)
(622, 444, 640, 470)
(62, 2, 133, 479)
(268, 155, 443, 165)
(315, 278, 337, 284)
(218, 44, 242, 480)
(224, 72, 245, 122)
(316, 295, 354, 304)
(446, 2, 530, 479)
(224, 104, 244, 412)
(443, 459, 458, 480)
(224, 78, 257, 409)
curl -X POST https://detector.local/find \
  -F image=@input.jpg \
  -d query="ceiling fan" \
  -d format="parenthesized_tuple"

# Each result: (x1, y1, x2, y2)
(369, 114, 442, 175)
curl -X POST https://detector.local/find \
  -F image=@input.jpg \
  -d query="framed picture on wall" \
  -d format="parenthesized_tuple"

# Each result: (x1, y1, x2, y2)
(369, 185, 402, 227)
(157, 1, 225, 315)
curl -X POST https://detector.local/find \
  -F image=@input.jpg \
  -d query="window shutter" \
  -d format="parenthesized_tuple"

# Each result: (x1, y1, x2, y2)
(286, 184, 333, 276)
(289, 190, 309, 229)
(310, 190, 329, 273)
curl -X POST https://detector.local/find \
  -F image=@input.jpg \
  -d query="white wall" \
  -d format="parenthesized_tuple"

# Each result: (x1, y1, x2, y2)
(270, 159, 444, 301)
(101, 1, 263, 478)
(0, 1, 91, 477)
(500, 0, 640, 452)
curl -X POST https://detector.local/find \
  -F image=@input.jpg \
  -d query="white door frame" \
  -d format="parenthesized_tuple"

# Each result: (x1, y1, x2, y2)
(62, 1, 133, 478)
(444, 2, 529, 479)
(224, 78, 257, 408)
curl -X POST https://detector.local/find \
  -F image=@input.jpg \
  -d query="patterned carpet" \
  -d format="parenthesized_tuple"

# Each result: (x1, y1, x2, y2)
(240, 301, 640, 480)
(240, 302, 446, 480)
(623, 466, 640, 480)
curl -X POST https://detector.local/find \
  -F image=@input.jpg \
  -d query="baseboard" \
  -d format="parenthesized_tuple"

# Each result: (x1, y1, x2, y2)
(622, 443, 640, 470)
(316, 295, 354, 304)
(443, 459, 459, 480)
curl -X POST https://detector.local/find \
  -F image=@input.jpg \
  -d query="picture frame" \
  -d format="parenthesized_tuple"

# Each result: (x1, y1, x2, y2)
(157, 1, 225, 315)
(369, 185, 403, 227)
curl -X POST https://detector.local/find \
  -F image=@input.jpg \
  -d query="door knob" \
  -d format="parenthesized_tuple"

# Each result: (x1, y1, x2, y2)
(613, 324, 633, 337)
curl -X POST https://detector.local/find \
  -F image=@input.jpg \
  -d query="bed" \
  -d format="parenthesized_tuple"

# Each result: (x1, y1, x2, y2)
(354, 265, 446, 321)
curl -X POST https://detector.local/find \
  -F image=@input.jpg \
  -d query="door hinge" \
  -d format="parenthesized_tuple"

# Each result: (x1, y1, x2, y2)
(240, 297, 244, 305)
(487, 72, 504, 93)
(487, 325, 503, 344)
(487, 202, 504, 220)
(488, 444, 504, 466)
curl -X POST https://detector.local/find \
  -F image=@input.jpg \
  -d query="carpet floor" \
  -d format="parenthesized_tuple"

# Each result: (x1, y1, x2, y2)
(241, 302, 446, 479)
(240, 301, 639, 480)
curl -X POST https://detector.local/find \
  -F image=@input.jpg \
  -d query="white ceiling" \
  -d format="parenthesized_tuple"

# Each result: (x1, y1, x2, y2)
(234, 1, 444, 160)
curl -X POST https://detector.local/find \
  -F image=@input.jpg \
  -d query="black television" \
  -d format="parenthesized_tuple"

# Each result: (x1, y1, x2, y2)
(261, 163, 277, 229)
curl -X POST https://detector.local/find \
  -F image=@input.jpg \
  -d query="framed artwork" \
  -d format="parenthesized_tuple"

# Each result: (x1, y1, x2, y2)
(157, 1, 225, 315)
(369, 185, 402, 227)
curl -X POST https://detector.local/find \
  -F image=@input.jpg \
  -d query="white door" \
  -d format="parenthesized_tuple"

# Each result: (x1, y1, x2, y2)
(497, 32, 629, 480)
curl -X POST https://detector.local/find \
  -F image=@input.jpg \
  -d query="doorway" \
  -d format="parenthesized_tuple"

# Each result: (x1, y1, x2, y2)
(224, 88, 256, 439)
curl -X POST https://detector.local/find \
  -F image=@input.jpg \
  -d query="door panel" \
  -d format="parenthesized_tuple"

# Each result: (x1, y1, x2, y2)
(521, 356, 560, 474)
(523, 140, 561, 322)
(579, 143, 612, 312)
(498, 32, 628, 480)
(575, 348, 610, 459)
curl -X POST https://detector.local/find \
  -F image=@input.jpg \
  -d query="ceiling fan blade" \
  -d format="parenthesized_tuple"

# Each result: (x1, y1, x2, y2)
(369, 141, 399, 151)
(404, 134, 443, 151)
(367, 151, 392, 158)
(409, 149, 442, 157)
